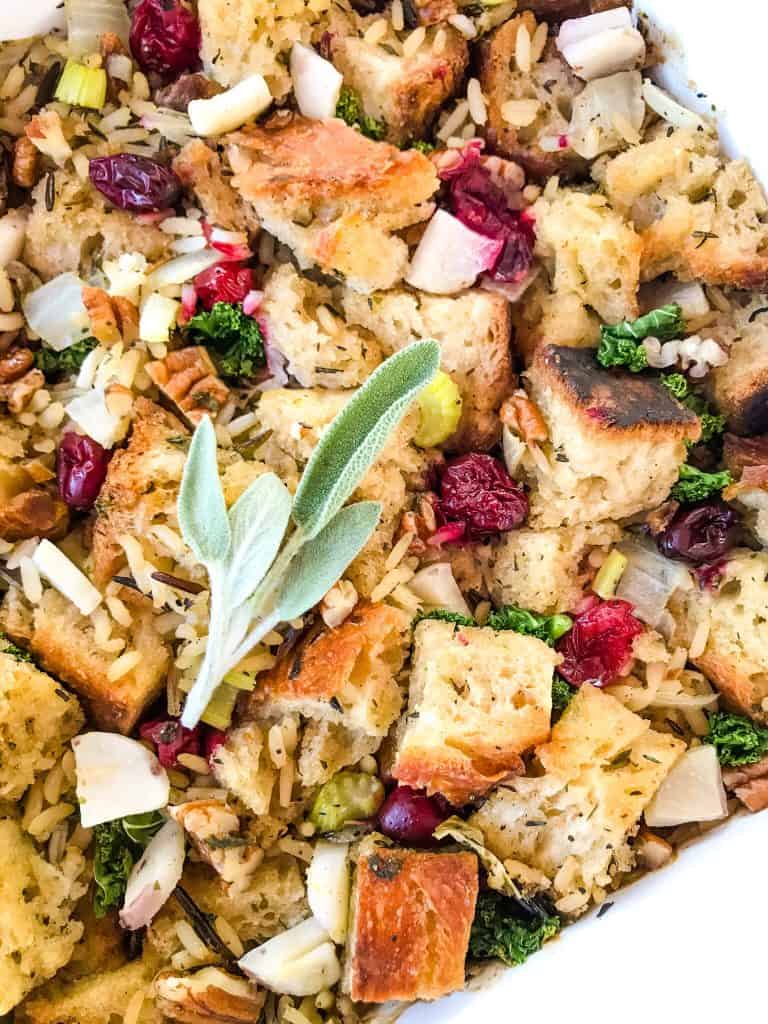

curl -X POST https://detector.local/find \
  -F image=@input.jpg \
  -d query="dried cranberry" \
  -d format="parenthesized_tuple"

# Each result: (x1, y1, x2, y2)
(656, 500, 740, 566)
(89, 154, 182, 213)
(194, 263, 254, 310)
(556, 598, 643, 688)
(57, 432, 111, 511)
(437, 453, 528, 541)
(204, 729, 227, 762)
(140, 718, 201, 768)
(377, 786, 450, 847)
(129, 0, 201, 81)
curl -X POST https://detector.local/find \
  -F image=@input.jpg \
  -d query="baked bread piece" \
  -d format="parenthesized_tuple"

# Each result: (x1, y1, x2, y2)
(245, 603, 412, 738)
(480, 13, 586, 179)
(345, 840, 478, 1002)
(706, 295, 768, 435)
(471, 685, 684, 915)
(228, 114, 438, 293)
(341, 285, 513, 451)
(522, 345, 700, 527)
(393, 619, 557, 803)
(0, 641, 82, 800)
(19, 956, 160, 1024)
(173, 139, 260, 233)
(518, 0, 629, 16)
(487, 521, 622, 614)
(330, 28, 468, 147)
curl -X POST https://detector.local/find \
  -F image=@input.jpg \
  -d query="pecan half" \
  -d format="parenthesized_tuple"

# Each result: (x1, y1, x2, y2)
(0, 367, 44, 413)
(170, 800, 263, 886)
(0, 488, 69, 540)
(0, 347, 34, 384)
(12, 136, 39, 189)
(155, 968, 266, 1024)
(147, 346, 230, 424)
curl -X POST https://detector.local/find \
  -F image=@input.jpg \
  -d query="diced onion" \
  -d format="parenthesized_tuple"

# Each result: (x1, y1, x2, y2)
(642, 79, 709, 133)
(639, 279, 710, 320)
(559, 27, 645, 81)
(239, 918, 341, 996)
(32, 539, 102, 616)
(645, 745, 728, 828)
(557, 7, 633, 49)
(72, 732, 170, 828)
(410, 562, 472, 617)
(22, 272, 89, 352)
(307, 841, 350, 944)
(0, 0, 65, 41)
(290, 43, 343, 120)
(502, 425, 526, 477)
(145, 249, 221, 290)
(189, 74, 272, 137)
(65, 388, 129, 449)
(614, 540, 691, 628)
(139, 293, 180, 344)
(568, 71, 644, 159)
(649, 680, 718, 710)
(65, 0, 130, 59)
(406, 209, 502, 294)
(120, 820, 185, 930)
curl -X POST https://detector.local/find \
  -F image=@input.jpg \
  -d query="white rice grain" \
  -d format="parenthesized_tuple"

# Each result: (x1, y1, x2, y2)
(214, 916, 245, 958)
(432, 27, 447, 54)
(516, 23, 532, 73)
(437, 99, 469, 141)
(123, 989, 146, 1024)
(391, 0, 404, 31)
(177, 753, 211, 775)
(531, 20, 549, 63)
(364, 18, 388, 44)
(176, 920, 211, 961)
(688, 616, 711, 659)
(466, 78, 487, 126)
(108, 649, 142, 682)
(0, 64, 24, 101)
(19, 556, 42, 604)
(403, 26, 426, 57)
(448, 13, 477, 39)
(27, 802, 75, 840)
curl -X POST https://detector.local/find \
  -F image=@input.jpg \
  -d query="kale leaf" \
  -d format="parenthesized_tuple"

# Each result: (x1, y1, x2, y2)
(487, 605, 572, 646)
(469, 890, 561, 967)
(670, 464, 732, 503)
(34, 337, 98, 381)
(597, 304, 684, 372)
(187, 302, 265, 380)
(0, 632, 33, 663)
(411, 140, 435, 155)
(416, 609, 476, 627)
(706, 711, 768, 767)
(551, 676, 575, 715)
(335, 86, 386, 140)
(661, 373, 726, 444)
(92, 811, 164, 917)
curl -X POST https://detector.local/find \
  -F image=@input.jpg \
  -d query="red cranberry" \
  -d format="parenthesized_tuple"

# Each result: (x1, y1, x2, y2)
(57, 432, 111, 511)
(377, 786, 450, 847)
(194, 263, 254, 310)
(140, 718, 201, 768)
(437, 453, 528, 541)
(89, 154, 182, 213)
(129, 0, 201, 81)
(204, 729, 227, 763)
(657, 500, 740, 566)
(556, 598, 643, 688)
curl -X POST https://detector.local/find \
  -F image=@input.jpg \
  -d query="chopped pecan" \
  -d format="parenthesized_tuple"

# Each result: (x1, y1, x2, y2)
(155, 967, 266, 1024)
(723, 755, 768, 813)
(170, 800, 263, 886)
(0, 488, 69, 540)
(645, 500, 680, 537)
(11, 136, 39, 189)
(397, 494, 439, 556)
(100, 31, 128, 58)
(500, 391, 548, 444)
(147, 346, 230, 424)
(0, 367, 44, 413)
(112, 295, 139, 343)
(155, 73, 222, 112)
(0, 347, 34, 384)
(82, 286, 120, 344)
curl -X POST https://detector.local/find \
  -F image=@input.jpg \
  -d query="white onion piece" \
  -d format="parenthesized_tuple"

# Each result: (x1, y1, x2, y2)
(645, 746, 728, 828)
(65, 388, 129, 449)
(291, 43, 343, 120)
(239, 918, 340, 996)
(639, 279, 710, 320)
(559, 28, 645, 81)
(557, 7, 632, 49)
(72, 732, 170, 828)
(614, 540, 691, 627)
(189, 74, 272, 136)
(306, 841, 350, 944)
(0, 0, 65, 41)
(502, 425, 526, 477)
(22, 272, 89, 352)
(568, 71, 644, 159)
(642, 79, 709, 133)
(410, 562, 472, 617)
(65, 0, 130, 59)
(480, 264, 539, 303)
(406, 209, 502, 294)
(0, 211, 27, 269)
(120, 820, 185, 930)
(648, 682, 718, 710)
(33, 539, 102, 616)
(145, 249, 221, 290)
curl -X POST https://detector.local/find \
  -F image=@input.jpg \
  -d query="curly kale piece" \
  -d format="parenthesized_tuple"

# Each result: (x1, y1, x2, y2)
(469, 890, 561, 967)
(670, 464, 732, 503)
(335, 86, 386, 140)
(706, 711, 768, 767)
(661, 373, 726, 444)
(34, 337, 98, 381)
(92, 811, 164, 917)
(597, 304, 684, 372)
(411, 140, 435, 155)
(487, 605, 572, 646)
(0, 633, 33, 663)
(416, 609, 476, 627)
(187, 302, 265, 381)
(551, 676, 575, 716)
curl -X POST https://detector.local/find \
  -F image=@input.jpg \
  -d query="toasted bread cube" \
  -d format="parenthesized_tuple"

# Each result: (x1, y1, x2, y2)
(173, 139, 259, 233)
(471, 685, 684, 915)
(341, 285, 513, 451)
(480, 13, 586, 179)
(0, 642, 83, 800)
(330, 28, 468, 147)
(296, 720, 380, 788)
(246, 604, 412, 737)
(345, 842, 478, 1003)
(209, 722, 277, 816)
(262, 264, 382, 389)
(20, 956, 159, 1024)
(228, 115, 438, 293)
(705, 296, 768, 435)
(518, 0, 629, 16)
(521, 345, 699, 527)
(487, 521, 622, 614)
(394, 619, 557, 803)
(0, 816, 86, 1014)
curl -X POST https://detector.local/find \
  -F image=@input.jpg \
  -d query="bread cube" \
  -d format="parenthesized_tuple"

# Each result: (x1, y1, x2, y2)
(20, 956, 159, 1024)
(0, 641, 83, 800)
(330, 28, 468, 147)
(518, 0, 629, 16)
(0, 816, 86, 1014)
(246, 604, 412, 737)
(341, 285, 513, 451)
(345, 841, 478, 1002)
(173, 139, 259, 233)
(394, 619, 558, 803)
(706, 295, 768, 435)
(487, 521, 622, 614)
(521, 345, 699, 527)
(228, 114, 438, 293)
(296, 720, 380, 788)
(262, 264, 382, 389)
(471, 685, 684, 915)
(210, 722, 277, 816)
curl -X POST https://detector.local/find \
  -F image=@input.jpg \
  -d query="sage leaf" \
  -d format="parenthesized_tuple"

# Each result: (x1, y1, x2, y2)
(178, 417, 230, 565)
(226, 472, 291, 607)
(274, 501, 381, 621)
(292, 341, 439, 538)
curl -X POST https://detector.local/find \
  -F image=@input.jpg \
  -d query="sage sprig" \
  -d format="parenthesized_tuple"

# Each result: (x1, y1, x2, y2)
(178, 340, 440, 728)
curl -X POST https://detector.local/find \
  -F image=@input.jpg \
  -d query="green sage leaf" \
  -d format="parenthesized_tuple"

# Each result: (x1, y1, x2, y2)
(178, 417, 230, 565)
(291, 341, 440, 538)
(274, 501, 381, 621)
(226, 472, 291, 607)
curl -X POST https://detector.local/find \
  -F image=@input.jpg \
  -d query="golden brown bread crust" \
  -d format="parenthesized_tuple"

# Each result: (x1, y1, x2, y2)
(707, 346, 768, 435)
(348, 846, 478, 1003)
(692, 648, 765, 721)
(518, 0, 629, 17)
(455, 296, 514, 451)
(173, 139, 259, 233)
(0, 487, 68, 540)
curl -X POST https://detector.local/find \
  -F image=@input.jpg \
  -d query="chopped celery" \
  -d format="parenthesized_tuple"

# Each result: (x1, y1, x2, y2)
(223, 670, 257, 692)
(55, 59, 107, 110)
(592, 549, 628, 599)
(415, 370, 463, 447)
(200, 682, 239, 730)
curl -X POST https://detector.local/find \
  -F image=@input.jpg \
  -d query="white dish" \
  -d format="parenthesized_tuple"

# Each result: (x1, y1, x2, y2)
(406, 4, 768, 1019)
